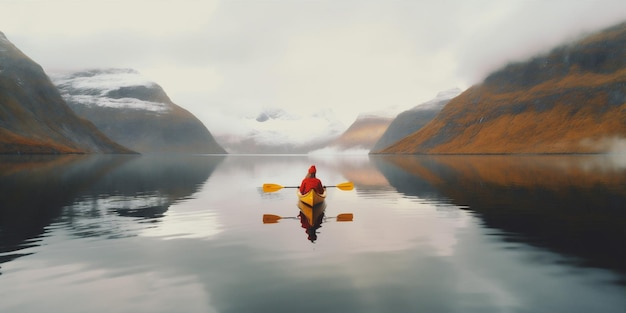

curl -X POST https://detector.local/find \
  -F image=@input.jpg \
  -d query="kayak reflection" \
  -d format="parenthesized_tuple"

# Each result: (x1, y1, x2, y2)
(297, 201, 326, 242)
(262, 202, 353, 243)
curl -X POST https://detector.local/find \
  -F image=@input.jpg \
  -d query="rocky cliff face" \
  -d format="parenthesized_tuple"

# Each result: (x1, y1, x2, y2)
(52, 69, 227, 154)
(380, 22, 626, 154)
(0, 32, 134, 154)
(371, 88, 461, 152)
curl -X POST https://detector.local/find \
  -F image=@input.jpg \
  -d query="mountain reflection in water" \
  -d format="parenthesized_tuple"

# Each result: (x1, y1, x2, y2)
(372, 154, 626, 283)
(0, 154, 624, 313)
(0, 155, 224, 266)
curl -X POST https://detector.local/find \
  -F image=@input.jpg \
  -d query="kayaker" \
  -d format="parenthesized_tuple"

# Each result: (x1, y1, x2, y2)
(299, 165, 324, 194)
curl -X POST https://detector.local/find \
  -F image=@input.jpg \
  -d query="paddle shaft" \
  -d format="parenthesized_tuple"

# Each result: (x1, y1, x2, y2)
(263, 213, 352, 223)
(271, 185, 336, 188)
(272, 185, 337, 188)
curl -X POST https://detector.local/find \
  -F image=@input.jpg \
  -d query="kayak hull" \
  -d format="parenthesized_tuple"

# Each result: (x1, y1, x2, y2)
(297, 189, 326, 207)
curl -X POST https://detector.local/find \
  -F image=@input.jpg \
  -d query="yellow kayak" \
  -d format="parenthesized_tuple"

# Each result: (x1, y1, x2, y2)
(297, 188, 326, 207)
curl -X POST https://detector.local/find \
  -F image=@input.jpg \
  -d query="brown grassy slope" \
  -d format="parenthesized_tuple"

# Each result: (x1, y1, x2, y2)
(331, 116, 392, 150)
(381, 22, 626, 154)
(0, 129, 82, 154)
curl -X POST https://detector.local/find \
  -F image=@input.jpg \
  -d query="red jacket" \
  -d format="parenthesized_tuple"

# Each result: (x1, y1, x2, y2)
(299, 177, 324, 194)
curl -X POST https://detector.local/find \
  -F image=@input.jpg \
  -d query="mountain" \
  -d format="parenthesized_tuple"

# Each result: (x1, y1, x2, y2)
(380, 22, 626, 154)
(215, 107, 346, 154)
(0, 32, 133, 154)
(315, 115, 392, 153)
(371, 88, 461, 152)
(51, 69, 226, 154)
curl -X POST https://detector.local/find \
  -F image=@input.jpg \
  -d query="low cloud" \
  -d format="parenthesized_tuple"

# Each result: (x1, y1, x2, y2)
(308, 147, 370, 156)
(581, 136, 626, 154)
(579, 137, 626, 169)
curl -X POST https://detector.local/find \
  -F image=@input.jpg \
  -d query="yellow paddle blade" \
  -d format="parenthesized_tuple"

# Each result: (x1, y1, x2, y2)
(262, 214, 281, 224)
(336, 213, 353, 222)
(262, 183, 284, 193)
(335, 181, 354, 191)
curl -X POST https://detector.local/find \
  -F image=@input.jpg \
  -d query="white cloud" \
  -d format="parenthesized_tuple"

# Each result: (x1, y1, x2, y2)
(274, 22, 429, 119)
(141, 65, 223, 97)
(453, 0, 626, 82)
(308, 147, 370, 156)
(2, 0, 218, 37)
(224, 108, 346, 146)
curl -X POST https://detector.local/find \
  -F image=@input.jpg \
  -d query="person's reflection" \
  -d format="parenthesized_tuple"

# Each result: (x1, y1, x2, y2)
(298, 208, 325, 243)
(296, 199, 328, 242)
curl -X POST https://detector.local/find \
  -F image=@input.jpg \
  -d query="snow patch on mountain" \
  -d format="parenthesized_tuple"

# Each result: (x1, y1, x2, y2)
(244, 108, 345, 145)
(216, 107, 347, 153)
(308, 147, 370, 155)
(64, 95, 169, 112)
(51, 69, 170, 113)
(255, 108, 292, 122)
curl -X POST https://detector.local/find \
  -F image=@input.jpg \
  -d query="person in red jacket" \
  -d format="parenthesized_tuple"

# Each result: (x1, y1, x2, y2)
(299, 165, 324, 194)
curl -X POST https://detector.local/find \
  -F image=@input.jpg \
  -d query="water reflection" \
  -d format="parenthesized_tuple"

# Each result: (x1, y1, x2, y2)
(0, 154, 224, 269)
(262, 201, 329, 243)
(263, 201, 355, 243)
(297, 202, 326, 242)
(374, 154, 626, 282)
(1, 154, 624, 312)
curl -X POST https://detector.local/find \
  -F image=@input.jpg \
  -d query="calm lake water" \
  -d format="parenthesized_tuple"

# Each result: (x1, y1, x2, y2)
(0, 154, 624, 313)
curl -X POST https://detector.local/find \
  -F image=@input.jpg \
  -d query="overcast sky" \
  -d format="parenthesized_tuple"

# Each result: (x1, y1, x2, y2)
(2, 0, 626, 137)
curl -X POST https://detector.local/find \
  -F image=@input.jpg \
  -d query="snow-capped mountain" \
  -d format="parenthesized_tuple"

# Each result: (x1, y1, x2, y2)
(52, 69, 170, 112)
(51, 69, 227, 154)
(216, 107, 346, 154)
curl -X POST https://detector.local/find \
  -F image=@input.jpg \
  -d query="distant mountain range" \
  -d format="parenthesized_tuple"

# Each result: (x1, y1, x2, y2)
(371, 88, 461, 152)
(379, 22, 626, 154)
(215, 107, 346, 154)
(0, 32, 133, 154)
(51, 69, 226, 154)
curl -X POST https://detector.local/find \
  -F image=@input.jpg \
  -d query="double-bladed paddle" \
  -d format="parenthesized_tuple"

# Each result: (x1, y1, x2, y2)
(262, 181, 354, 193)
(262, 213, 353, 224)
